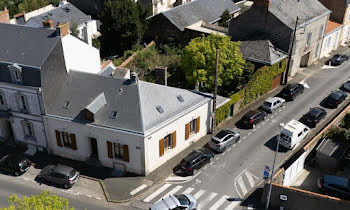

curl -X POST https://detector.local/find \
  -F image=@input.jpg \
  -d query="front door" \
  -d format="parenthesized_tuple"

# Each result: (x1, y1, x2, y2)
(90, 138, 98, 158)
(300, 52, 310, 67)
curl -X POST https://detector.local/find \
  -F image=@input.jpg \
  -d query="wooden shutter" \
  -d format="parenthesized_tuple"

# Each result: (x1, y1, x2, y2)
(107, 141, 113, 158)
(196, 117, 200, 133)
(55, 130, 62, 147)
(172, 131, 176, 148)
(123, 145, 129, 162)
(159, 139, 164, 157)
(70, 134, 77, 150)
(185, 123, 190, 140)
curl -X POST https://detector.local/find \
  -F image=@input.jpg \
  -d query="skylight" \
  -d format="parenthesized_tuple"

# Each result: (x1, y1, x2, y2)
(177, 95, 184, 103)
(41, 15, 49, 21)
(62, 7, 71, 13)
(110, 111, 118, 119)
(63, 100, 70, 109)
(156, 105, 164, 114)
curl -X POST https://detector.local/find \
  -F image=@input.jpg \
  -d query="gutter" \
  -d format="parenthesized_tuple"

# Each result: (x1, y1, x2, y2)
(243, 54, 288, 65)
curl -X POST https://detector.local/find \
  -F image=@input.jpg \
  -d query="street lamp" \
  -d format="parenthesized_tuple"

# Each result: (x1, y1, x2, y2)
(265, 123, 285, 210)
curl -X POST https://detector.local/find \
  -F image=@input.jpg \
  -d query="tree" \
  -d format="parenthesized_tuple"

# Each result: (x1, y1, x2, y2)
(2, 191, 74, 210)
(99, 0, 148, 57)
(1, 0, 60, 17)
(180, 34, 245, 92)
(218, 9, 231, 27)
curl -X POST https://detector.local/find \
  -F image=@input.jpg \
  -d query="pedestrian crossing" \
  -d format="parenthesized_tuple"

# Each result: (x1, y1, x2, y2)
(235, 170, 260, 198)
(143, 183, 242, 210)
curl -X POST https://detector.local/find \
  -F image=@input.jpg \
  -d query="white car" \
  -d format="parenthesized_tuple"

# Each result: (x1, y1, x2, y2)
(261, 97, 285, 113)
(150, 193, 198, 210)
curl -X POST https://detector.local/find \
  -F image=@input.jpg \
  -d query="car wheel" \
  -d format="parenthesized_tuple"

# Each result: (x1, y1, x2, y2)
(193, 169, 198, 176)
(63, 184, 70, 189)
(209, 157, 214, 163)
(14, 171, 20, 176)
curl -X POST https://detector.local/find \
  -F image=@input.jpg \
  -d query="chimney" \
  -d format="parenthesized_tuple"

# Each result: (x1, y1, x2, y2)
(130, 72, 138, 83)
(0, 7, 10, 23)
(59, 0, 68, 7)
(155, 66, 167, 86)
(56, 22, 70, 37)
(254, 0, 271, 7)
(43, 19, 54, 28)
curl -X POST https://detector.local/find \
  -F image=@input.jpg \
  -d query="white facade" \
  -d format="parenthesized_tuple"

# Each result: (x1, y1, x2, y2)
(320, 27, 342, 58)
(61, 35, 101, 74)
(152, 0, 180, 16)
(77, 20, 98, 46)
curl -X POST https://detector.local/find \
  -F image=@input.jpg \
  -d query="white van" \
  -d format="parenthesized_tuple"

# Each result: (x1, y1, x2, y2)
(279, 120, 310, 150)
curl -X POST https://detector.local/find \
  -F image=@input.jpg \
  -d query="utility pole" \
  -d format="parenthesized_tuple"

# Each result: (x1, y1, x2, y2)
(212, 49, 220, 133)
(283, 16, 299, 85)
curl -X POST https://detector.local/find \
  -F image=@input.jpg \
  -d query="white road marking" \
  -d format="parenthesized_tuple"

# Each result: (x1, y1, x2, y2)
(199, 192, 218, 208)
(233, 144, 236, 147)
(224, 200, 241, 210)
(182, 187, 195, 194)
(86, 195, 92, 198)
(270, 116, 273, 119)
(96, 197, 102, 200)
(243, 136, 246, 139)
(248, 204, 254, 209)
(253, 129, 256, 132)
(262, 122, 265, 125)
(157, 185, 183, 202)
(248, 132, 251, 136)
(210, 195, 229, 210)
(283, 106, 286, 109)
(279, 109, 282, 112)
(245, 171, 255, 188)
(143, 183, 172, 202)
(227, 148, 232, 151)
(266, 119, 269, 122)
(166, 175, 192, 181)
(130, 184, 148, 195)
(203, 166, 208, 170)
(166, 172, 201, 184)
(257, 125, 261, 128)
(23, 178, 29, 181)
(222, 151, 226, 155)
(209, 162, 214, 165)
(216, 157, 220, 160)
(275, 113, 278, 115)
(193, 190, 206, 199)
(237, 176, 248, 195)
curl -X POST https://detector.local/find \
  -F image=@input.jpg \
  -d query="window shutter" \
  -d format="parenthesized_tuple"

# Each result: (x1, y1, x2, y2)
(159, 139, 164, 157)
(107, 141, 113, 158)
(55, 130, 62, 147)
(70, 134, 77, 150)
(185, 123, 190, 140)
(196, 117, 200, 133)
(123, 145, 129, 162)
(172, 131, 176, 148)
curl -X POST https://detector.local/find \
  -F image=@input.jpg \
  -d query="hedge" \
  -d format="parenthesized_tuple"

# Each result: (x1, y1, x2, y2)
(216, 59, 287, 124)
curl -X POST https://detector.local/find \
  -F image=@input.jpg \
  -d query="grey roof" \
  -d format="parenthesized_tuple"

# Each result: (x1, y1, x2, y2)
(239, 40, 288, 65)
(86, 92, 106, 114)
(45, 71, 210, 134)
(113, 67, 130, 78)
(266, 0, 330, 29)
(0, 23, 59, 67)
(162, 0, 240, 31)
(316, 138, 349, 160)
(25, 3, 91, 29)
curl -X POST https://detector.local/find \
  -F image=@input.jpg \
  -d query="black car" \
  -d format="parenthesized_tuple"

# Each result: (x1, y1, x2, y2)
(329, 54, 349, 66)
(300, 107, 327, 128)
(38, 164, 79, 189)
(325, 90, 347, 108)
(241, 110, 267, 128)
(0, 154, 31, 176)
(281, 83, 304, 101)
(179, 148, 214, 175)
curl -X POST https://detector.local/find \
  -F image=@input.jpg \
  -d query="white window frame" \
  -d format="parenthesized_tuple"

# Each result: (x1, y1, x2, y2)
(347, 10, 350, 22)
(164, 134, 173, 151)
(189, 119, 197, 134)
(307, 33, 312, 45)
(21, 120, 35, 140)
(326, 36, 332, 48)
(8, 64, 22, 83)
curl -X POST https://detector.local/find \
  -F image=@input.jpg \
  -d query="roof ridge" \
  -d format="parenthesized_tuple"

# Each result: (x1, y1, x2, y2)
(136, 80, 145, 134)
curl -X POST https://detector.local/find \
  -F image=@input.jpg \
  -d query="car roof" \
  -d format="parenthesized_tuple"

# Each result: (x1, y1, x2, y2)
(324, 175, 349, 188)
(285, 83, 299, 89)
(244, 110, 259, 118)
(151, 195, 180, 209)
(183, 151, 204, 162)
(265, 97, 280, 103)
(53, 164, 74, 175)
(330, 91, 343, 99)
(214, 129, 231, 139)
(308, 107, 323, 116)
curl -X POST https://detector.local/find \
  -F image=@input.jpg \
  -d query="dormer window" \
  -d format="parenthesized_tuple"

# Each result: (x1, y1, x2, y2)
(8, 63, 22, 83)
(177, 95, 184, 103)
(156, 105, 164, 114)
(110, 111, 118, 119)
(63, 100, 70, 109)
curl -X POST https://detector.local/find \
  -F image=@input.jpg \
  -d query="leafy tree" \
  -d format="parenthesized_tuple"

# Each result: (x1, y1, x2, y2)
(1, 0, 59, 17)
(180, 34, 245, 92)
(218, 9, 231, 27)
(2, 191, 74, 210)
(99, 0, 148, 57)
(70, 23, 79, 37)
(341, 113, 350, 130)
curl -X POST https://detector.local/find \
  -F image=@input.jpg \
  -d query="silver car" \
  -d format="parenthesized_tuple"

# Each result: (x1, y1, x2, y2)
(261, 97, 285, 113)
(208, 128, 240, 152)
(150, 193, 198, 210)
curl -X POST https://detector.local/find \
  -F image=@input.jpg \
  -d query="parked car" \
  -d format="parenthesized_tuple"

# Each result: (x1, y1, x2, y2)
(0, 154, 31, 176)
(342, 80, 350, 92)
(318, 175, 350, 199)
(281, 83, 304, 101)
(329, 54, 349, 66)
(38, 164, 79, 189)
(208, 128, 240, 152)
(150, 193, 198, 210)
(325, 90, 347, 108)
(261, 97, 285, 113)
(179, 148, 214, 175)
(279, 120, 310, 150)
(300, 107, 327, 128)
(241, 110, 267, 128)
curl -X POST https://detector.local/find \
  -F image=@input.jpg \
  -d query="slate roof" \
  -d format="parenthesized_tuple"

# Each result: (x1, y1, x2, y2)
(0, 23, 60, 68)
(25, 3, 91, 29)
(316, 138, 349, 160)
(45, 71, 210, 135)
(265, 0, 330, 29)
(162, 0, 240, 31)
(239, 40, 288, 65)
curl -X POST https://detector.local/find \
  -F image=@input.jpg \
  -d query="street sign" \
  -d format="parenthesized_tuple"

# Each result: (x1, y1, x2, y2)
(263, 165, 270, 180)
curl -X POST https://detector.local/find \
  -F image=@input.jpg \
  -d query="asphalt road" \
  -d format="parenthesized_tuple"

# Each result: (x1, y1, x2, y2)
(136, 51, 350, 209)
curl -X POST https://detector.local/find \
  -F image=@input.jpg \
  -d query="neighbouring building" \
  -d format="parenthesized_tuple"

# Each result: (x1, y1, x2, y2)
(0, 7, 10, 23)
(229, 0, 330, 77)
(0, 22, 101, 153)
(42, 68, 215, 175)
(320, 20, 343, 58)
(319, 0, 350, 46)
(145, 0, 240, 44)
(10, 4, 55, 25)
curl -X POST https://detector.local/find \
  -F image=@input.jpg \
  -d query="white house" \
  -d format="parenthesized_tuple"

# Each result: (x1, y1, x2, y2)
(320, 20, 343, 58)
(42, 68, 214, 175)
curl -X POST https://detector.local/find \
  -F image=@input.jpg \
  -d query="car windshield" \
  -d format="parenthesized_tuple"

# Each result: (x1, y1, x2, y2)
(175, 194, 190, 206)
(215, 130, 229, 139)
(180, 160, 191, 168)
(308, 109, 320, 118)
(264, 102, 272, 107)
(68, 170, 77, 178)
(212, 139, 221, 144)
(330, 92, 341, 100)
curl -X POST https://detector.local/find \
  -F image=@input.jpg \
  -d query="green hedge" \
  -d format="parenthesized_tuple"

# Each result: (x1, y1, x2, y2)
(216, 59, 287, 124)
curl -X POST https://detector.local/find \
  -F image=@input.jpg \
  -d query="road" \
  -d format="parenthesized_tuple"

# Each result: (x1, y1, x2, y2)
(135, 52, 350, 209)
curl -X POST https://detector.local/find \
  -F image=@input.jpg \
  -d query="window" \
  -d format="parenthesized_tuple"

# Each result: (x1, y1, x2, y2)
(0, 91, 6, 110)
(62, 131, 72, 147)
(110, 111, 118, 119)
(307, 33, 312, 45)
(319, 25, 324, 38)
(113, 143, 124, 159)
(21, 121, 35, 139)
(63, 101, 70, 109)
(107, 142, 129, 162)
(326, 37, 332, 48)
(164, 134, 173, 150)
(298, 132, 302, 137)
(177, 95, 184, 102)
(189, 119, 197, 133)
(8, 63, 22, 83)
(20, 95, 27, 112)
(347, 10, 350, 22)
(156, 105, 164, 114)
